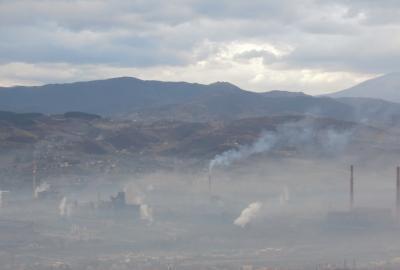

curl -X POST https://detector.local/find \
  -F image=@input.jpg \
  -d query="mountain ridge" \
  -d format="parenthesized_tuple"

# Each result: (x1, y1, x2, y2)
(1, 76, 400, 127)
(328, 73, 400, 102)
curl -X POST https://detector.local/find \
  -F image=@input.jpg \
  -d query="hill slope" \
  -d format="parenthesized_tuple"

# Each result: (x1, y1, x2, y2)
(329, 73, 400, 102)
(0, 77, 356, 122)
(0, 77, 244, 115)
(2, 77, 400, 127)
(0, 112, 390, 159)
(2, 111, 400, 188)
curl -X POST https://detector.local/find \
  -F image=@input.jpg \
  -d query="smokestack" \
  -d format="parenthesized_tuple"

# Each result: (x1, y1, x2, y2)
(350, 165, 354, 210)
(396, 166, 400, 218)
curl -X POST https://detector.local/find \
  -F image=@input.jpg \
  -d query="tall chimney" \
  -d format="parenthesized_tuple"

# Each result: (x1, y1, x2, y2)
(396, 166, 400, 218)
(350, 165, 354, 210)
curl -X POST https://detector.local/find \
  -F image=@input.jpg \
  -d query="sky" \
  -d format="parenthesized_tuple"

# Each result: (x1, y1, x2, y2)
(0, 0, 399, 95)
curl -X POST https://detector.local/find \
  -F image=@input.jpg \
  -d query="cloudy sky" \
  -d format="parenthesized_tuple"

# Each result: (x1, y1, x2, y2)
(0, 0, 399, 94)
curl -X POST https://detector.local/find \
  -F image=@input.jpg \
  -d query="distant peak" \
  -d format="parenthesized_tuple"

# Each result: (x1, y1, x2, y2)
(208, 81, 242, 90)
(209, 81, 236, 87)
(104, 76, 142, 82)
(359, 72, 400, 83)
(327, 71, 400, 102)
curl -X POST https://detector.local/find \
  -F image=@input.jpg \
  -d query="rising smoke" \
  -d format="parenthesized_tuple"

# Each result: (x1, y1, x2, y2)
(59, 196, 72, 217)
(234, 202, 262, 228)
(124, 184, 154, 224)
(140, 204, 154, 224)
(209, 132, 277, 172)
(209, 120, 353, 172)
(34, 182, 50, 198)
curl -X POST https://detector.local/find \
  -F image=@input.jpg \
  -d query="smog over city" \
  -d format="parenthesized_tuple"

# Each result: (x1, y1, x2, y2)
(2, 1, 400, 270)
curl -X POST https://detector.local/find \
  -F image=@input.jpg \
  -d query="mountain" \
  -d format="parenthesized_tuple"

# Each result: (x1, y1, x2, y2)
(0, 77, 355, 121)
(0, 77, 245, 116)
(2, 76, 400, 127)
(335, 97, 400, 126)
(134, 90, 354, 122)
(329, 73, 400, 102)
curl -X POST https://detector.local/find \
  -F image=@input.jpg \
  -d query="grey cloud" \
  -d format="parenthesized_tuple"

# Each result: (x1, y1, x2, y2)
(0, 24, 192, 67)
(0, 0, 399, 84)
(272, 28, 400, 74)
(234, 50, 279, 65)
(329, 0, 400, 25)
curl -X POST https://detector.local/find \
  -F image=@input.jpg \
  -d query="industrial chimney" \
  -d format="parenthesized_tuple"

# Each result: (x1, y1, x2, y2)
(396, 166, 400, 218)
(350, 165, 354, 210)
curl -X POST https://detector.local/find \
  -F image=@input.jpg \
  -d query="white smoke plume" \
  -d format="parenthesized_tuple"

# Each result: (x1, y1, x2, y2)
(59, 197, 67, 217)
(209, 120, 353, 171)
(234, 202, 262, 228)
(34, 182, 50, 198)
(140, 204, 154, 224)
(209, 132, 277, 172)
(124, 184, 154, 224)
(59, 196, 72, 217)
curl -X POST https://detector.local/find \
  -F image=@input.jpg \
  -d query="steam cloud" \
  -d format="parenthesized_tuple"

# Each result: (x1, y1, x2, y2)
(234, 202, 262, 228)
(209, 132, 277, 171)
(140, 204, 154, 224)
(209, 120, 352, 171)
(34, 182, 50, 198)
(124, 184, 154, 224)
(59, 196, 72, 217)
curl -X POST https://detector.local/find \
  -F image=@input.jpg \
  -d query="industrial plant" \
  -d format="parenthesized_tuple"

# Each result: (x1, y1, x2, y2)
(2, 143, 400, 270)
(325, 166, 400, 230)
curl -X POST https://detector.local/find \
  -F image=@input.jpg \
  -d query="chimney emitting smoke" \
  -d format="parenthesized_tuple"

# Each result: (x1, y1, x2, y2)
(396, 166, 400, 218)
(350, 165, 354, 210)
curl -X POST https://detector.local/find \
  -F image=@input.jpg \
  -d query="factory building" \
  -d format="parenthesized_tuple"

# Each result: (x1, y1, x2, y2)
(69, 191, 141, 220)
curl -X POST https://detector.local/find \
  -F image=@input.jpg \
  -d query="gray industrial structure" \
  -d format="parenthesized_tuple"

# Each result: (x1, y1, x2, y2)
(326, 165, 398, 229)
